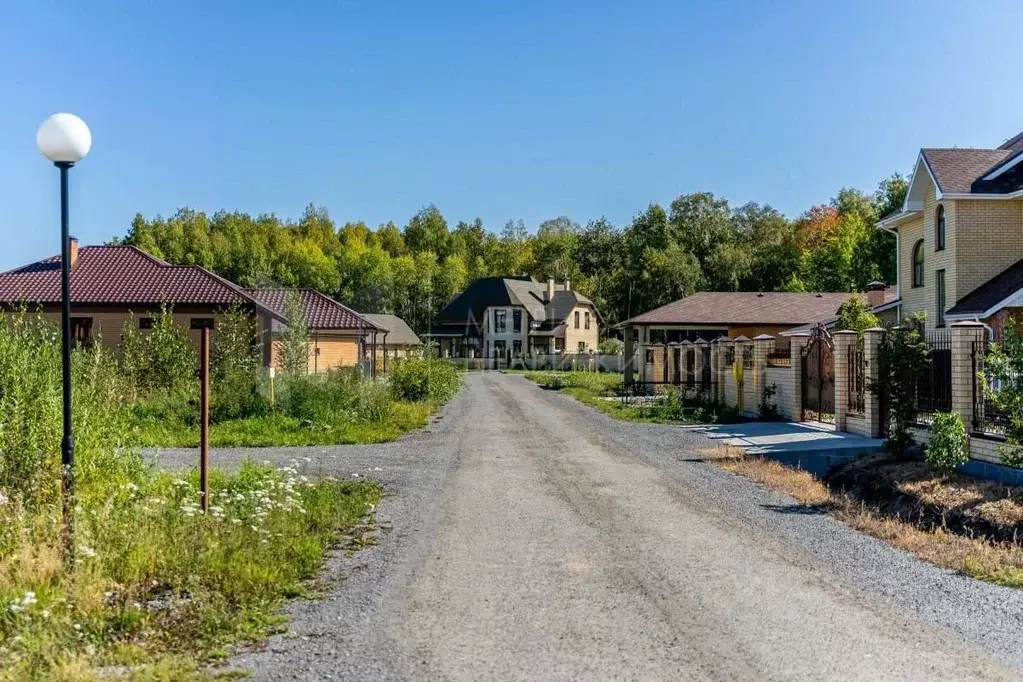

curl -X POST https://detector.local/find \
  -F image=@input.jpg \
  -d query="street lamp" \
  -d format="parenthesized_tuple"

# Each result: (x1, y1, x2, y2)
(37, 113, 92, 565)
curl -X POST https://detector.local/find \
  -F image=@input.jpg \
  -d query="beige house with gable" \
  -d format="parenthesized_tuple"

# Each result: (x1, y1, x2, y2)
(878, 130, 1023, 336)
(426, 276, 601, 359)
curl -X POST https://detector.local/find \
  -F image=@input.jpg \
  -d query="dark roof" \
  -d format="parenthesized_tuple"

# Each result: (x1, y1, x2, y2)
(433, 276, 599, 327)
(921, 148, 1014, 194)
(246, 288, 377, 331)
(999, 130, 1023, 153)
(362, 314, 421, 346)
(624, 291, 869, 327)
(946, 260, 1023, 317)
(0, 245, 281, 319)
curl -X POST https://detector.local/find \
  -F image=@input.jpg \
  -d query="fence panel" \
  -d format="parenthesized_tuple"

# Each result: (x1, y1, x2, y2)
(848, 344, 865, 416)
(972, 339, 1012, 438)
(915, 330, 952, 424)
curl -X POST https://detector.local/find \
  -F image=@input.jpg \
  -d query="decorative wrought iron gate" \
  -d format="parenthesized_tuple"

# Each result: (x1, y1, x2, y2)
(672, 347, 682, 385)
(801, 329, 835, 423)
(685, 348, 696, 386)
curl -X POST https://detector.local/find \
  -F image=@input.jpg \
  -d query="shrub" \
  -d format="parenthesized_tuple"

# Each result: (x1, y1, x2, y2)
(388, 358, 462, 403)
(871, 313, 930, 455)
(598, 338, 624, 355)
(119, 306, 195, 393)
(0, 312, 136, 505)
(211, 304, 269, 422)
(759, 383, 781, 421)
(278, 367, 392, 425)
(658, 387, 686, 421)
(926, 412, 969, 474)
(982, 318, 1023, 468)
(280, 291, 310, 375)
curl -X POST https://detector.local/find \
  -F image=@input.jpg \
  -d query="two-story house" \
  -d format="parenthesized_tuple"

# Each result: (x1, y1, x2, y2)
(427, 276, 601, 358)
(878, 130, 1023, 336)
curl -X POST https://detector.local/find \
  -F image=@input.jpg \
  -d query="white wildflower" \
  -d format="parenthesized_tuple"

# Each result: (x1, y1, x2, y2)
(78, 546, 97, 559)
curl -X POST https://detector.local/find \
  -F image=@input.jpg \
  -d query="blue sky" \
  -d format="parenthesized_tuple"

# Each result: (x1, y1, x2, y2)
(1, 0, 1021, 269)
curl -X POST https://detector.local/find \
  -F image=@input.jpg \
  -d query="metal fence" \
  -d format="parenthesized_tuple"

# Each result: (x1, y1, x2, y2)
(766, 349, 791, 367)
(742, 346, 754, 369)
(914, 330, 952, 424)
(847, 344, 865, 416)
(618, 380, 716, 407)
(972, 339, 1012, 438)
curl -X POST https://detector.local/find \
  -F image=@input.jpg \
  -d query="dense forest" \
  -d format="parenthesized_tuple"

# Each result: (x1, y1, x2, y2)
(120, 173, 907, 334)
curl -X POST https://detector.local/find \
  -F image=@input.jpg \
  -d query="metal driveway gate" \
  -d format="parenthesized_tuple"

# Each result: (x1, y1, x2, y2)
(801, 329, 835, 423)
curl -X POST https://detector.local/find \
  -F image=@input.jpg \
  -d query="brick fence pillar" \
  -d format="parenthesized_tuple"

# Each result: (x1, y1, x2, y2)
(862, 327, 884, 438)
(694, 338, 708, 390)
(833, 330, 857, 432)
(950, 321, 986, 432)
(651, 343, 665, 385)
(789, 333, 811, 421)
(752, 335, 774, 412)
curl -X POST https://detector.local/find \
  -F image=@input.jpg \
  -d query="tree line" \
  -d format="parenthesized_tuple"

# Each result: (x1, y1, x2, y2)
(119, 173, 907, 334)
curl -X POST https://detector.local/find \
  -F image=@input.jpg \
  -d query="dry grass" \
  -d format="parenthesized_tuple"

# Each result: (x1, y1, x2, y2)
(719, 456, 831, 505)
(708, 445, 1023, 588)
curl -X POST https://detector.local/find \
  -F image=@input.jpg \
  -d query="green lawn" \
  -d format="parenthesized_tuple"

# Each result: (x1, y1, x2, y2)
(132, 401, 437, 448)
(513, 370, 743, 425)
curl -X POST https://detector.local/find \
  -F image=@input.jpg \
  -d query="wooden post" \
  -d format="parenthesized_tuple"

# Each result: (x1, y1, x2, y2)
(200, 326, 210, 514)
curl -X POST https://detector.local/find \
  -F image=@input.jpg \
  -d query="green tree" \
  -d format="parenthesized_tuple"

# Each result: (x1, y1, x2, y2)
(835, 295, 879, 334)
(280, 291, 310, 375)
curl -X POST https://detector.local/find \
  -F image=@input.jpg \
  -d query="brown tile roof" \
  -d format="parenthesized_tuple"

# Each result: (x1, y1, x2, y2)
(246, 288, 378, 331)
(624, 291, 866, 327)
(0, 245, 279, 317)
(921, 148, 1014, 194)
(946, 260, 1023, 317)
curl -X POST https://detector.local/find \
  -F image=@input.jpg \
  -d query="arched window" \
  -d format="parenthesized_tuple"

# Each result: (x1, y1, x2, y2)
(935, 205, 946, 251)
(912, 239, 925, 287)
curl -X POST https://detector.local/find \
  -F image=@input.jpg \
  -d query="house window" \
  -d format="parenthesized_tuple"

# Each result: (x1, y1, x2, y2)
(513, 310, 522, 333)
(935, 205, 946, 251)
(578, 342, 586, 352)
(936, 269, 946, 327)
(513, 340, 522, 356)
(190, 318, 215, 330)
(493, 340, 506, 358)
(71, 317, 93, 346)
(494, 310, 507, 333)
(138, 317, 154, 330)
(912, 240, 925, 287)
(584, 311, 590, 330)
(574, 311, 580, 329)
(555, 337, 564, 352)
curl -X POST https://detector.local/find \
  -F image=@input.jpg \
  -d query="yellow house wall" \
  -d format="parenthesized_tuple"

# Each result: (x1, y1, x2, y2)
(563, 305, 599, 352)
(271, 333, 361, 373)
(955, 199, 1023, 300)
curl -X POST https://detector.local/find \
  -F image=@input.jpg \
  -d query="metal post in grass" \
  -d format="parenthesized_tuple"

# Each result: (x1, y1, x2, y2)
(37, 113, 92, 567)
(200, 326, 211, 513)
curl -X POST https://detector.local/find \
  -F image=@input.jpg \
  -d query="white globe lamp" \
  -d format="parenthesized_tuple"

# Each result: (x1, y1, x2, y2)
(37, 113, 92, 165)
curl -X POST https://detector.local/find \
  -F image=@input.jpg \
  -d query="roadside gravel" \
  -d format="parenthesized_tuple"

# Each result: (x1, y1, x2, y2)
(150, 372, 1023, 680)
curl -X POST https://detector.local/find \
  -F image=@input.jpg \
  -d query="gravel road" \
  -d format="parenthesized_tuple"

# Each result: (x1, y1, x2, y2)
(152, 372, 1023, 681)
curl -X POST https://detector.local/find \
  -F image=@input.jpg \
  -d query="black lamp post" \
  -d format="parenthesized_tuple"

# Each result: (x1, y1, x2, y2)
(37, 113, 92, 565)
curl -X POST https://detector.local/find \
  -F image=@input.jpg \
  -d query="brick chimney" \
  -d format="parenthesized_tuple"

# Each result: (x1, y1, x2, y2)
(545, 278, 555, 302)
(69, 237, 79, 268)
(866, 281, 886, 308)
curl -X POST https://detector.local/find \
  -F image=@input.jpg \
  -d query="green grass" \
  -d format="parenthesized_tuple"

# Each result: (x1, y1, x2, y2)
(515, 370, 743, 425)
(131, 401, 437, 448)
(0, 461, 381, 681)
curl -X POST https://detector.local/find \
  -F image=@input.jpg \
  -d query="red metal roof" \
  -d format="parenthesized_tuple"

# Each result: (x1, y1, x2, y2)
(0, 245, 276, 312)
(245, 288, 379, 331)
